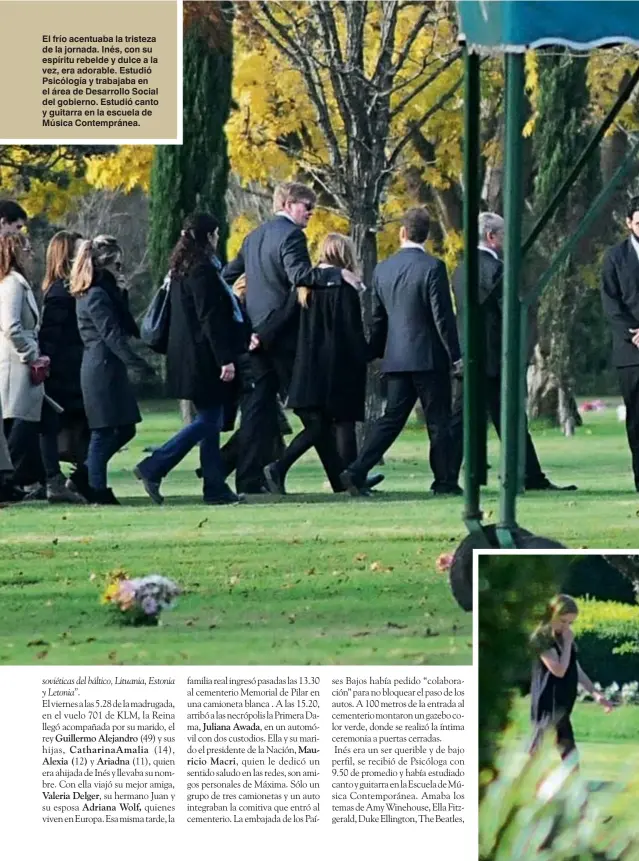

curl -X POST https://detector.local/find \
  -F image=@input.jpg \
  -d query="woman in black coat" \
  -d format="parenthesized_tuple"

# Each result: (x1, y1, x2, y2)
(134, 213, 247, 505)
(38, 230, 88, 503)
(264, 233, 368, 493)
(72, 236, 154, 504)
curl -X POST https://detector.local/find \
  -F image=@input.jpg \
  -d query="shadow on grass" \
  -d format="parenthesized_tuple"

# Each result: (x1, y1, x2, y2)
(118, 490, 445, 507)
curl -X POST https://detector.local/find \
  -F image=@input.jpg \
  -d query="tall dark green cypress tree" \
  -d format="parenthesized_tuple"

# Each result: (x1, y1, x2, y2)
(149, 3, 234, 283)
(530, 50, 601, 429)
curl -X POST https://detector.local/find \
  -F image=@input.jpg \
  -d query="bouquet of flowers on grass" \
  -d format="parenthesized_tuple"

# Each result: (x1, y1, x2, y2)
(101, 569, 181, 626)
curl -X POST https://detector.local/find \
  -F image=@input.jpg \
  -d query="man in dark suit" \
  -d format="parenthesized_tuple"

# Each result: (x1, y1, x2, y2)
(340, 207, 462, 496)
(450, 212, 576, 491)
(223, 182, 360, 493)
(601, 196, 639, 490)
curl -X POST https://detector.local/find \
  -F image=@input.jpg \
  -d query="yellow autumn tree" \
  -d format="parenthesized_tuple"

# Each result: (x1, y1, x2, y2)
(228, 0, 468, 278)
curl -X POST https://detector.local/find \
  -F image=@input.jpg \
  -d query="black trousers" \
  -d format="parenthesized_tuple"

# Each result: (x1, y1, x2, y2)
(349, 371, 453, 489)
(277, 409, 347, 491)
(235, 348, 310, 493)
(3, 419, 44, 486)
(618, 365, 639, 490)
(449, 375, 546, 487)
(530, 714, 576, 761)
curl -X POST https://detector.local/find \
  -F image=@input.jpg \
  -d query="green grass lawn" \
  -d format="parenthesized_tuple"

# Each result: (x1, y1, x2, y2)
(505, 697, 639, 784)
(0, 399, 635, 666)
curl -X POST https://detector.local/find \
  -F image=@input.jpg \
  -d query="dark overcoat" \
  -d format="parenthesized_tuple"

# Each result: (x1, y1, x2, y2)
(368, 247, 460, 373)
(287, 277, 367, 422)
(601, 237, 639, 368)
(39, 277, 85, 413)
(165, 260, 246, 409)
(76, 270, 147, 430)
(452, 248, 503, 379)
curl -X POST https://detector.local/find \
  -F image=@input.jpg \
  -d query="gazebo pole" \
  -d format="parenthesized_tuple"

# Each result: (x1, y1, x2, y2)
(497, 52, 526, 544)
(462, 47, 484, 530)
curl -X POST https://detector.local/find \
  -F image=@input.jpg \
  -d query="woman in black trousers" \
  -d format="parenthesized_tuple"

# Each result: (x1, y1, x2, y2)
(264, 233, 368, 493)
(39, 230, 88, 503)
(72, 236, 154, 504)
(134, 213, 248, 505)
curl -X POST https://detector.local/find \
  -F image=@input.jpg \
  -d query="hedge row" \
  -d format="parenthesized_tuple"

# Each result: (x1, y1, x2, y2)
(573, 598, 639, 686)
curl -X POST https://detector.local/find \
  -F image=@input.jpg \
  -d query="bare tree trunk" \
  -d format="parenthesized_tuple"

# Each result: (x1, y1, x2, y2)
(180, 399, 196, 424)
(527, 344, 582, 432)
(352, 218, 385, 453)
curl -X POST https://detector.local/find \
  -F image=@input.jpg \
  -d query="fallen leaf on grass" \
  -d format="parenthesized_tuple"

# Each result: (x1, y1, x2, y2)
(370, 561, 393, 573)
(107, 650, 118, 662)
(89, 573, 97, 581)
(354, 553, 367, 562)
(27, 639, 49, 647)
(306, 567, 316, 576)
(35, 650, 48, 660)
(288, 614, 296, 624)
(208, 623, 217, 629)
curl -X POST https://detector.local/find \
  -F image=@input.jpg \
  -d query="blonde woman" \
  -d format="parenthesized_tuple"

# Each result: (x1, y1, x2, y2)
(530, 594, 613, 761)
(72, 236, 154, 504)
(264, 233, 369, 493)
(0, 232, 45, 498)
(38, 230, 87, 503)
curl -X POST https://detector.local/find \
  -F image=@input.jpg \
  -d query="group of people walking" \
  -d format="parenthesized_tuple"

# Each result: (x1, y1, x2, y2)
(15, 176, 639, 508)
(0, 199, 156, 504)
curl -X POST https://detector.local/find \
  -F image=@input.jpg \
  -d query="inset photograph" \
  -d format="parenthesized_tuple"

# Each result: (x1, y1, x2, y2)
(479, 552, 639, 858)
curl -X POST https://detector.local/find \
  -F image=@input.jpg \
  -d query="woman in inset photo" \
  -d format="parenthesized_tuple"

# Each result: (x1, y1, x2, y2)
(530, 593, 614, 762)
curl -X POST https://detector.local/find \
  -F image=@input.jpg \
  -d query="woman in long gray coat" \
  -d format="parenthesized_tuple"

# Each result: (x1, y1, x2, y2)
(0, 232, 45, 496)
(72, 236, 154, 504)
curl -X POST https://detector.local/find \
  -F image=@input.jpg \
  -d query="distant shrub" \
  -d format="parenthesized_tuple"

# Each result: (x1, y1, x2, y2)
(574, 598, 639, 685)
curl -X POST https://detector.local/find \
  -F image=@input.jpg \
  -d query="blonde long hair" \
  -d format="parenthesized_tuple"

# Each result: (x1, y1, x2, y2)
(70, 235, 122, 296)
(298, 233, 358, 308)
(42, 230, 82, 292)
(531, 594, 579, 648)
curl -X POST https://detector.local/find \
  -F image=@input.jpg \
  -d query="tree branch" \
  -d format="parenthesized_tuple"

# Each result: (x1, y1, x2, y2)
(390, 48, 462, 119)
(386, 73, 464, 169)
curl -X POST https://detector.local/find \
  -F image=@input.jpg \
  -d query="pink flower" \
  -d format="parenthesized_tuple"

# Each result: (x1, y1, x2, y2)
(436, 553, 454, 573)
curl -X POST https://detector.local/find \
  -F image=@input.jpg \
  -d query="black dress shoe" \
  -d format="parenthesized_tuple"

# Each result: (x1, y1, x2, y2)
(364, 473, 385, 490)
(204, 491, 245, 505)
(67, 465, 93, 501)
(92, 487, 121, 505)
(0, 483, 25, 503)
(525, 479, 577, 491)
(339, 468, 365, 496)
(263, 463, 286, 495)
(432, 483, 464, 496)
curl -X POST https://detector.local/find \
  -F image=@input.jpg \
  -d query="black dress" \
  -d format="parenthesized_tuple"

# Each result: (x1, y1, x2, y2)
(530, 631, 578, 759)
(287, 277, 367, 421)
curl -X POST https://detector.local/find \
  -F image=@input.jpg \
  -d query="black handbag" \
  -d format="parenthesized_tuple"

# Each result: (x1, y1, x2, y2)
(140, 275, 171, 354)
